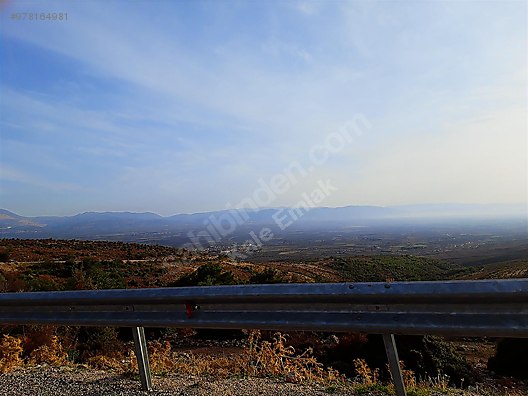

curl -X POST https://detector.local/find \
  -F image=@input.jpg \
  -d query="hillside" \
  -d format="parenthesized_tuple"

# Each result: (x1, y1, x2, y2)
(1, 238, 524, 293)
(460, 259, 528, 280)
(0, 210, 45, 228)
(0, 238, 526, 395)
(0, 238, 188, 262)
(0, 238, 481, 293)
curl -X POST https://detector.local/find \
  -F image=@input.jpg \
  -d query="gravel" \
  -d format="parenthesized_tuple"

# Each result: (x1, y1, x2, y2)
(0, 366, 352, 396)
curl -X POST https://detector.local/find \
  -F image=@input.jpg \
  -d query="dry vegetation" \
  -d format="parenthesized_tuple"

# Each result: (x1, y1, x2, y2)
(1, 330, 525, 396)
(0, 239, 527, 395)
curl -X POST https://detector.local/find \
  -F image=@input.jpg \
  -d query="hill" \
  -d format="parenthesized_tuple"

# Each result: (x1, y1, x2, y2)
(1, 238, 526, 394)
(0, 238, 514, 294)
(460, 259, 528, 280)
(1, 204, 525, 241)
(0, 209, 45, 228)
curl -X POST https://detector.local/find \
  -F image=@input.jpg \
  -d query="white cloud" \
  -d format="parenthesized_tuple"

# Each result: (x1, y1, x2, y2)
(0, 164, 84, 191)
(1, 0, 526, 213)
(293, 1, 320, 16)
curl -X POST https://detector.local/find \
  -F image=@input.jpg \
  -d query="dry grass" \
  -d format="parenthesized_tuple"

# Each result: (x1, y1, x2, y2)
(384, 360, 417, 389)
(0, 330, 526, 396)
(86, 355, 124, 370)
(29, 336, 68, 366)
(244, 331, 344, 384)
(120, 331, 346, 386)
(0, 335, 23, 373)
(425, 371, 450, 391)
(354, 358, 379, 385)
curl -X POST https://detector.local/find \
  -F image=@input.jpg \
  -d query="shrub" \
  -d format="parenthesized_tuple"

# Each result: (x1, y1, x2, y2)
(354, 358, 379, 385)
(65, 260, 126, 290)
(77, 327, 125, 361)
(29, 336, 68, 366)
(354, 335, 477, 387)
(0, 272, 7, 291)
(0, 249, 10, 262)
(488, 338, 528, 379)
(65, 267, 95, 290)
(87, 355, 123, 370)
(1, 271, 27, 292)
(249, 268, 285, 284)
(402, 335, 477, 386)
(245, 330, 345, 384)
(147, 340, 175, 373)
(0, 335, 23, 372)
(23, 325, 57, 356)
(26, 274, 62, 291)
(172, 264, 236, 286)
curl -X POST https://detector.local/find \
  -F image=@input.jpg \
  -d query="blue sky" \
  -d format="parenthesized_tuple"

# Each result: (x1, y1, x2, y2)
(0, 0, 526, 216)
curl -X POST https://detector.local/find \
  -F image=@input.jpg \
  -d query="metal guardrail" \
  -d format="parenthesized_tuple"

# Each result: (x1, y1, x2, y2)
(1, 279, 527, 395)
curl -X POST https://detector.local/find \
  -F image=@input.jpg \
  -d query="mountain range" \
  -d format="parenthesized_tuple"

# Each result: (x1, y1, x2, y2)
(0, 203, 525, 242)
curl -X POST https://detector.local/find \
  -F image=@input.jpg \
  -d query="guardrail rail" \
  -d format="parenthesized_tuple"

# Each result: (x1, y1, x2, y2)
(1, 279, 527, 396)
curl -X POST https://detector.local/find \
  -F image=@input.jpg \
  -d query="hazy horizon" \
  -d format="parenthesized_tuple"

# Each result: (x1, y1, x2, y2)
(2, 201, 527, 219)
(1, 1, 526, 217)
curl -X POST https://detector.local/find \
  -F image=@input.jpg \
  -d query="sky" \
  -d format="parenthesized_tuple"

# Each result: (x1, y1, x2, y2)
(0, 0, 526, 216)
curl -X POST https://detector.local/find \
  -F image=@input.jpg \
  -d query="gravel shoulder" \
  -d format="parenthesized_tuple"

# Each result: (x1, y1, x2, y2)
(0, 366, 351, 396)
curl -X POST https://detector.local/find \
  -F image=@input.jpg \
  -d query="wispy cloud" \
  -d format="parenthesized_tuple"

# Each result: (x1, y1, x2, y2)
(0, 164, 84, 191)
(0, 0, 525, 215)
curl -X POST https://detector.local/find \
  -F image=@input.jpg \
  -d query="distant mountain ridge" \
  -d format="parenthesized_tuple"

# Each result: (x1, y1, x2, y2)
(0, 209, 45, 228)
(0, 204, 525, 241)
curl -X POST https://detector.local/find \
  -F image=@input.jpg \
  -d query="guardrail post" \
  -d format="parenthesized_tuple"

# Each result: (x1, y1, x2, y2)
(383, 334, 407, 396)
(132, 326, 152, 391)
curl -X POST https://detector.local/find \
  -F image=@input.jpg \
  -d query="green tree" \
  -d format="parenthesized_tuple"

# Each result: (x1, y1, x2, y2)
(249, 268, 284, 284)
(172, 263, 236, 286)
(0, 249, 10, 262)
